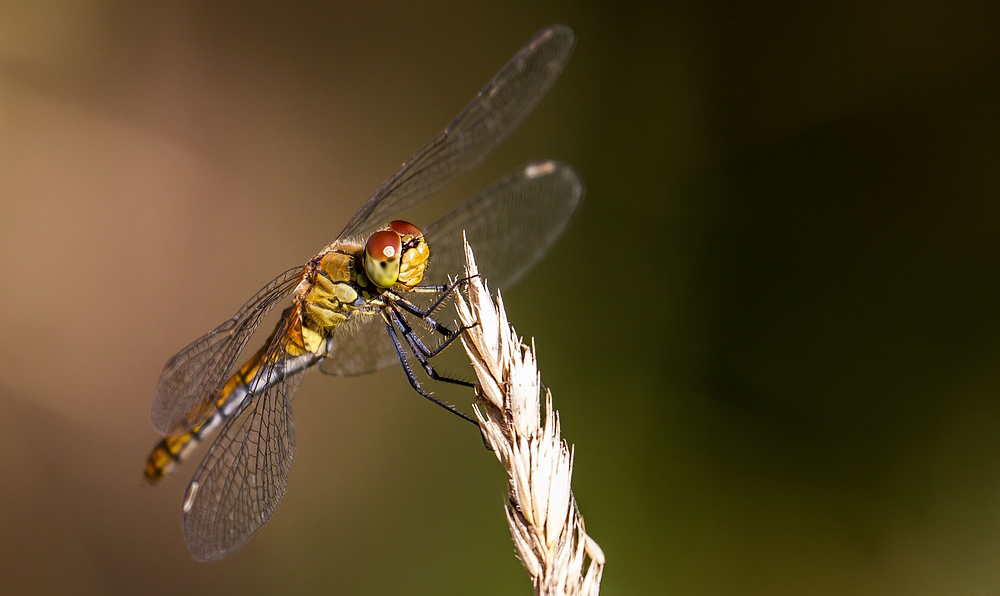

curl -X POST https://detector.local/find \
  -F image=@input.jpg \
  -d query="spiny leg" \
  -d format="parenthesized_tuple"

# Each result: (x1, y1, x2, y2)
(392, 297, 476, 346)
(381, 312, 477, 426)
(390, 276, 479, 340)
(400, 275, 478, 317)
(388, 306, 475, 387)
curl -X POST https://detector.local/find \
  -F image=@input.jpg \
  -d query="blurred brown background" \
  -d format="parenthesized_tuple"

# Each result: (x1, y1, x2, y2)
(1, 1, 999, 594)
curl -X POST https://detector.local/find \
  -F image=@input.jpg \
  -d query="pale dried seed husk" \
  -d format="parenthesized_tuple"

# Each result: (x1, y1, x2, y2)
(456, 236, 604, 596)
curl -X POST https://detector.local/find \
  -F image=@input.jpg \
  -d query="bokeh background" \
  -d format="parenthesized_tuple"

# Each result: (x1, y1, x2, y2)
(1, 1, 999, 594)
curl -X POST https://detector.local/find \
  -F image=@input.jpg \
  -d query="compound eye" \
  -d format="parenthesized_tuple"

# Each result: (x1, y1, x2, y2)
(364, 230, 402, 288)
(389, 220, 422, 241)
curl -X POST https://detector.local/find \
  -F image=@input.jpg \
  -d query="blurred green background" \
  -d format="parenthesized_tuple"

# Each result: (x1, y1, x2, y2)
(1, 1, 999, 594)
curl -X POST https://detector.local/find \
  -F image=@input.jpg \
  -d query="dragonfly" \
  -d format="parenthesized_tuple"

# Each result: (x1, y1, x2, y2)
(145, 24, 581, 562)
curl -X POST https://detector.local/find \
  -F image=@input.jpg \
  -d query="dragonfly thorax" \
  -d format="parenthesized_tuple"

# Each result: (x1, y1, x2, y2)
(300, 221, 429, 333)
(301, 248, 363, 331)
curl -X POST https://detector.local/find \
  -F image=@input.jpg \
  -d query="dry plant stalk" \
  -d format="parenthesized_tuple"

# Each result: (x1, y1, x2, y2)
(454, 237, 605, 596)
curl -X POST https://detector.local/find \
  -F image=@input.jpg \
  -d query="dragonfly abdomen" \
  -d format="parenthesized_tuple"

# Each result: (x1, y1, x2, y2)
(144, 344, 264, 483)
(145, 309, 328, 484)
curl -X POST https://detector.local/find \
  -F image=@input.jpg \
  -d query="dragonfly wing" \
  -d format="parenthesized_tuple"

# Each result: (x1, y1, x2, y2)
(181, 330, 307, 562)
(151, 266, 305, 436)
(339, 25, 575, 240)
(318, 312, 399, 377)
(318, 161, 581, 378)
(421, 160, 582, 289)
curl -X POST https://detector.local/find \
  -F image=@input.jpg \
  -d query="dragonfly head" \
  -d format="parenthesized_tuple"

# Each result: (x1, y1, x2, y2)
(364, 220, 428, 289)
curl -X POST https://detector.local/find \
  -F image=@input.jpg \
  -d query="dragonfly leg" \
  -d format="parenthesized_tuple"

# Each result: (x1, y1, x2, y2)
(416, 318, 471, 359)
(392, 297, 476, 342)
(403, 275, 478, 315)
(390, 276, 479, 339)
(388, 307, 475, 386)
(382, 312, 478, 426)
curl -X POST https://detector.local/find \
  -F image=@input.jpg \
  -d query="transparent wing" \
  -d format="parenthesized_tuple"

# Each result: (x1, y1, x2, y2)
(338, 24, 575, 241)
(181, 320, 313, 562)
(421, 160, 582, 287)
(319, 160, 582, 377)
(319, 312, 396, 377)
(151, 266, 305, 436)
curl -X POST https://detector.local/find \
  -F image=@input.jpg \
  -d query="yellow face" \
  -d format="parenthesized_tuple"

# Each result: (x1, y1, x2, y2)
(364, 220, 429, 289)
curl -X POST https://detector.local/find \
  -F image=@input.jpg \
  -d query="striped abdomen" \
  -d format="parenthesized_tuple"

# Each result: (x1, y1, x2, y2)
(144, 250, 363, 484)
(144, 343, 269, 483)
